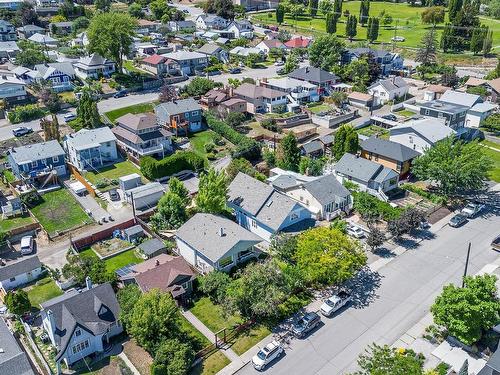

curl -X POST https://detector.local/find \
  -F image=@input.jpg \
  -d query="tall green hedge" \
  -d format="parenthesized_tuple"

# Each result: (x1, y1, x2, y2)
(205, 112, 261, 160)
(8, 104, 47, 124)
(140, 151, 206, 180)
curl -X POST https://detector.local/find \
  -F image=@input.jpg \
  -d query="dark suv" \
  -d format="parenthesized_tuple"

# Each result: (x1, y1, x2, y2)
(292, 312, 321, 338)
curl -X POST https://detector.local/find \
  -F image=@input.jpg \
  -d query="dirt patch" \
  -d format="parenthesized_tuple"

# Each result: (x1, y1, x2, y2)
(123, 340, 153, 375)
(428, 206, 452, 224)
(92, 238, 134, 258)
(100, 357, 133, 375)
(0, 132, 44, 157)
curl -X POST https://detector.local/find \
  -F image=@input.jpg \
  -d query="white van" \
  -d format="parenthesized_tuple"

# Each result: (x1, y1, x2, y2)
(20, 236, 34, 255)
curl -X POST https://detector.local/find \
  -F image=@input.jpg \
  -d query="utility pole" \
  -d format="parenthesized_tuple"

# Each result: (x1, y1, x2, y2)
(462, 242, 471, 287)
(130, 191, 136, 224)
(392, 20, 399, 53)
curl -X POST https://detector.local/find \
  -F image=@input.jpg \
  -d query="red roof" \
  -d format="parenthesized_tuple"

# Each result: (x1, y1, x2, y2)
(142, 54, 166, 65)
(285, 36, 311, 48)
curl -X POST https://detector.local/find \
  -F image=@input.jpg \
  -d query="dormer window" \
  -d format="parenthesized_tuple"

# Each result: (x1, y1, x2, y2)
(75, 328, 81, 337)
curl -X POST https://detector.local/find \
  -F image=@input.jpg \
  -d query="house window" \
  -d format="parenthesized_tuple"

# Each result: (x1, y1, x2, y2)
(185, 112, 189, 118)
(424, 109, 430, 115)
(9, 277, 15, 282)
(75, 329, 81, 337)
(409, 136, 413, 144)
(191, 111, 198, 116)
(250, 219, 257, 228)
(52, 156, 58, 163)
(72, 340, 90, 355)
(31, 161, 37, 168)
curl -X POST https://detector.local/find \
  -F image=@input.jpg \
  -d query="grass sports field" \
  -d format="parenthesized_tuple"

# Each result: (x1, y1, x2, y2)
(253, 2, 500, 51)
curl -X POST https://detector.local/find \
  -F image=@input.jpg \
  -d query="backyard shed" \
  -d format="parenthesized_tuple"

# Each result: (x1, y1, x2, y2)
(69, 181, 86, 195)
(138, 238, 166, 259)
(126, 182, 165, 210)
(119, 173, 142, 192)
(124, 225, 144, 243)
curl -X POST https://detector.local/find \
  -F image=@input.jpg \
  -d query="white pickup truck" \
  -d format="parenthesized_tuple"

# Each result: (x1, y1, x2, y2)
(320, 291, 352, 317)
(460, 202, 485, 218)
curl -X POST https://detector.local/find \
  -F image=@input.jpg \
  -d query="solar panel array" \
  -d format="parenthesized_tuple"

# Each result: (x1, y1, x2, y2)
(115, 263, 136, 277)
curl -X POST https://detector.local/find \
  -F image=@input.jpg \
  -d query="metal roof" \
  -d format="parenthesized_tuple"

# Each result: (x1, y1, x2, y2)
(361, 136, 420, 162)
(0, 256, 42, 282)
(8, 140, 64, 165)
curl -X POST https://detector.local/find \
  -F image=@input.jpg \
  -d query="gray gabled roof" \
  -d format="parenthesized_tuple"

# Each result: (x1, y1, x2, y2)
(303, 174, 351, 204)
(440, 90, 482, 108)
(0, 256, 42, 283)
(335, 153, 397, 183)
(361, 136, 420, 162)
(288, 66, 338, 84)
(369, 76, 408, 92)
(17, 24, 44, 33)
(302, 140, 323, 155)
(0, 318, 35, 375)
(197, 43, 222, 55)
(34, 62, 75, 79)
(41, 283, 119, 362)
(155, 98, 201, 117)
(138, 238, 165, 256)
(64, 127, 116, 151)
(176, 213, 261, 263)
(390, 118, 456, 145)
(8, 140, 64, 165)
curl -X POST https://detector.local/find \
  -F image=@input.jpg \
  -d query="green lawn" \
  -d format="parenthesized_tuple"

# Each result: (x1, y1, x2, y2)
(30, 189, 91, 235)
(356, 124, 390, 139)
(190, 297, 271, 356)
(308, 103, 332, 114)
(179, 314, 211, 351)
(104, 102, 155, 123)
(189, 130, 233, 159)
(26, 277, 63, 309)
(484, 147, 500, 183)
(395, 109, 417, 118)
(482, 139, 500, 151)
(0, 215, 35, 232)
(123, 60, 153, 76)
(3, 169, 16, 183)
(253, 2, 500, 50)
(80, 248, 143, 273)
(85, 160, 146, 192)
(190, 350, 230, 375)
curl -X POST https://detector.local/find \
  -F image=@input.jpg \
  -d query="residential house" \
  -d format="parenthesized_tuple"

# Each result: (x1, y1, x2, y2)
(227, 172, 314, 242)
(7, 140, 67, 179)
(0, 256, 43, 294)
(233, 0, 278, 10)
(288, 66, 338, 96)
(284, 36, 312, 49)
(40, 281, 122, 369)
(419, 100, 469, 130)
(137, 238, 166, 259)
(486, 78, 500, 103)
(162, 50, 208, 76)
(74, 53, 115, 80)
(440, 90, 483, 108)
(16, 24, 44, 39)
(301, 139, 324, 158)
(283, 124, 317, 141)
(0, 0, 23, 10)
(270, 173, 352, 220)
(261, 77, 319, 104)
(196, 43, 228, 62)
(28, 33, 57, 48)
(36, 0, 64, 6)
(466, 102, 498, 128)
(33, 62, 75, 92)
(0, 318, 35, 375)
(348, 91, 373, 109)
(360, 136, 420, 179)
(0, 40, 19, 58)
(255, 39, 286, 55)
(334, 153, 399, 199)
(342, 48, 404, 76)
(229, 46, 264, 59)
(226, 20, 253, 39)
(389, 118, 456, 154)
(136, 19, 160, 35)
(168, 20, 196, 32)
(49, 21, 73, 35)
(423, 84, 449, 101)
(140, 54, 179, 77)
(0, 75, 26, 103)
(477, 341, 500, 375)
(464, 77, 487, 90)
(71, 31, 88, 47)
(176, 213, 263, 273)
(0, 20, 16, 41)
(368, 77, 409, 106)
(120, 254, 195, 304)
(199, 88, 229, 110)
(218, 98, 247, 117)
(112, 113, 173, 158)
(155, 98, 203, 134)
(196, 14, 228, 30)
(233, 83, 288, 114)
(63, 127, 118, 172)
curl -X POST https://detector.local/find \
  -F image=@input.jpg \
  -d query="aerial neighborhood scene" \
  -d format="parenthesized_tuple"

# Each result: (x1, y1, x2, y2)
(1, 0, 500, 373)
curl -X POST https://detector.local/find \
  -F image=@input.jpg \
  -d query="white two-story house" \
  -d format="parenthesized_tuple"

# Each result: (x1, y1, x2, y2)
(233, 83, 288, 114)
(0, 256, 43, 294)
(261, 77, 320, 105)
(74, 53, 115, 80)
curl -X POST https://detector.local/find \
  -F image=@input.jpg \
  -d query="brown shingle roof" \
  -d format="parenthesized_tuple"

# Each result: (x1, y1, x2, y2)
(115, 113, 156, 131)
(234, 83, 285, 99)
(488, 78, 500, 93)
(348, 91, 372, 102)
(426, 84, 449, 93)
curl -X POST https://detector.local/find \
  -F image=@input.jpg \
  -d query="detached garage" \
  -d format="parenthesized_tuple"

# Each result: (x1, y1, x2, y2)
(125, 182, 164, 210)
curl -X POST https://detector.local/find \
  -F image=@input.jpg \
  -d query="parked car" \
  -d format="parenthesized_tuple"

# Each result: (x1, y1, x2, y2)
(20, 236, 34, 255)
(274, 60, 284, 66)
(229, 67, 241, 74)
(449, 214, 467, 228)
(419, 219, 430, 230)
(491, 235, 500, 251)
(12, 126, 33, 137)
(320, 291, 352, 317)
(460, 202, 485, 218)
(182, 9, 189, 13)
(391, 36, 405, 42)
(252, 340, 284, 371)
(109, 189, 120, 201)
(382, 114, 397, 121)
(113, 90, 127, 98)
(63, 113, 77, 122)
(292, 312, 321, 338)
(277, 68, 285, 75)
(346, 224, 365, 239)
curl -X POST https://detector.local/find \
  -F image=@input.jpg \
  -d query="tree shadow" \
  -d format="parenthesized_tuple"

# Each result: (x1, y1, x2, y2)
(343, 266, 382, 309)
(372, 246, 396, 258)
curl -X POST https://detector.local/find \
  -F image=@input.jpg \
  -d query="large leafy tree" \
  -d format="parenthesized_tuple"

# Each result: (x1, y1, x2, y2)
(276, 4, 285, 24)
(431, 275, 500, 345)
(117, 284, 142, 330)
(448, 0, 463, 23)
(151, 338, 194, 375)
(127, 290, 180, 353)
(309, 34, 344, 71)
(367, 17, 379, 42)
(326, 12, 338, 34)
(226, 158, 265, 182)
(421, 6, 445, 25)
(309, 0, 319, 17)
(332, 124, 359, 160)
(198, 271, 232, 304)
(319, 0, 334, 14)
(470, 25, 488, 55)
(412, 137, 493, 196)
(168, 177, 189, 206)
(4, 290, 31, 315)
(276, 133, 301, 172)
(76, 90, 100, 129)
(15, 40, 51, 68)
(294, 227, 367, 286)
(346, 15, 358, 41)
(353, 344, 425, 375)
(62, 253, 116, 287)
(150, 192, 188, 231)
(87, 12, 137, 71)
(203, 0, 234, 19)
(269, 233, 298, 265)
(195, 168, 228, 214)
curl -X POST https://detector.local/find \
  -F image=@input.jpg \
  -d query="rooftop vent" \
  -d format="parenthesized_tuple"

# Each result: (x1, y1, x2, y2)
(218, 227, 225, 237)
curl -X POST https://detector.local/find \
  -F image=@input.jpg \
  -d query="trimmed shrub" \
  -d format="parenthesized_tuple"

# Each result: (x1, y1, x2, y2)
(140, 151, 206, 180)
(8, 104, 47, 124)
(401, 183, 447, 205)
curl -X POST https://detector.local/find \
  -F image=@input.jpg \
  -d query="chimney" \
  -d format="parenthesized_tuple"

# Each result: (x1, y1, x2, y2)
(155, 259, 160, 266)
(46, 309, 56, 336)
(85, 276, 93, 290)
(305, 67, 309, 73)
(228, 86, 234, 97)
(218, 227, 225, 237)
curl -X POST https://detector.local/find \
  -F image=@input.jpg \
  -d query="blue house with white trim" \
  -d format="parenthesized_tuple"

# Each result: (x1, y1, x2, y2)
(227, 172, 314, 242)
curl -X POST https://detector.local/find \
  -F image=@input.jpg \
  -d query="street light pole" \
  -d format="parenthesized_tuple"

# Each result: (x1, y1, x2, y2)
(462, 242, 471, 287)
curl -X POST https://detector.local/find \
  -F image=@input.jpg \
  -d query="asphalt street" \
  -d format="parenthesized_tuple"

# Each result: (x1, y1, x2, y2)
(236, 189, 500, 375)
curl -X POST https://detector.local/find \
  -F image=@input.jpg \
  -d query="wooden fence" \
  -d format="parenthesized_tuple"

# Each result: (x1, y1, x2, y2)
(67, 163, 96, 197)
(71, 218, 136, 250)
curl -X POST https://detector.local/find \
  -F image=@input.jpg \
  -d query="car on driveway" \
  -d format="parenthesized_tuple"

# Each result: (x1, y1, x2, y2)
(113, 90, 127, 98)
(320, 291, 352, 317)
(382, 114, 397, 121)
(109, 189, 120, 201)
(12, 126, 33, 137)
(346, 224, 365, 238)
(63, 113, 77, 122)
(449, 214, 467, 228)
(229, 67, 241, 74)
(292, 312, 321, 338)
(274, 60, 284, 66)
(252, 340, 284, 371)
(460, 202, 485, 218)
(20, 236, 34, 255)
